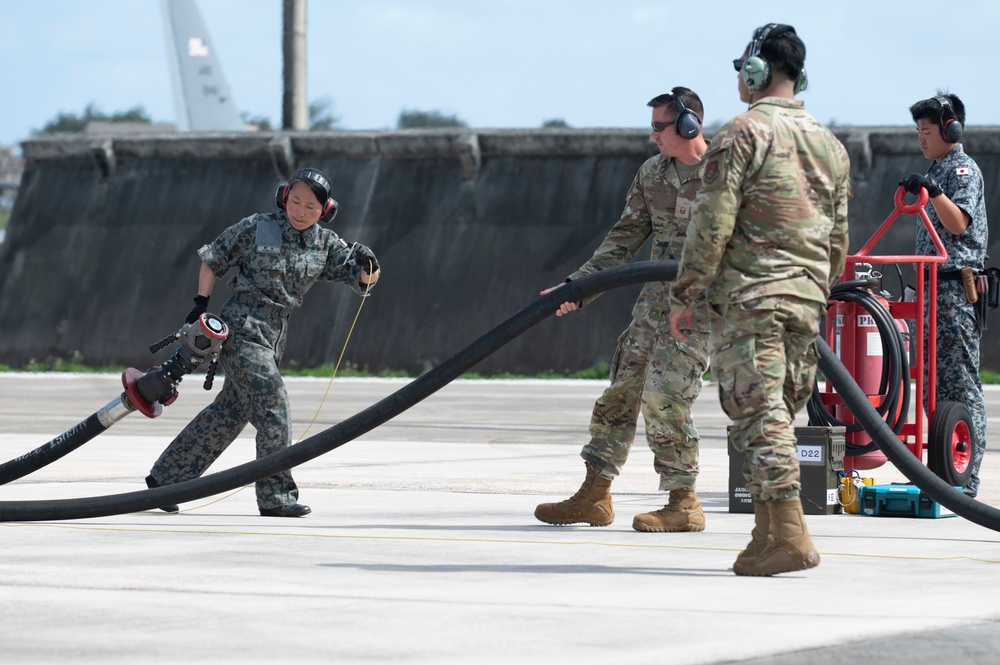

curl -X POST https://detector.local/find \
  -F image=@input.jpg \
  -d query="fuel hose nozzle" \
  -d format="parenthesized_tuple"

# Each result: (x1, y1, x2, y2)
(124, 313, 230, 418)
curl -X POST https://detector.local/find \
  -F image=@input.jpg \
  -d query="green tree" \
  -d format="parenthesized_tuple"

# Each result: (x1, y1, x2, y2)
(541, 118, 570, 128)
(240, 98, 340, 132)
(309, 97, 341, 131)
(397, 109, 467, 129)
(38, 103, 151, 133)
(240, 111, 274, 131)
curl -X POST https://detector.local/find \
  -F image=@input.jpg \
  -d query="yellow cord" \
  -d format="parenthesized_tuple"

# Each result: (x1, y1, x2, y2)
(169, 255, 375, 514)
(295, 256, 374, 442)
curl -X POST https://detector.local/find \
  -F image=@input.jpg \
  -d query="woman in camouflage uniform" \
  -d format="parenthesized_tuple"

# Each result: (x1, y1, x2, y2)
(146, 168, 380, 517)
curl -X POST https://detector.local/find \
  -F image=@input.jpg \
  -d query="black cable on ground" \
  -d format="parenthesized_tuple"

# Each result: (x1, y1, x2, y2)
(818, 337, 1000, 531)
(0, 261, 677, 522)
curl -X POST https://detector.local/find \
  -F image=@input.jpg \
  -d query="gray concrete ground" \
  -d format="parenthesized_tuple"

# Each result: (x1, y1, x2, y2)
(1, 373, 999, 664)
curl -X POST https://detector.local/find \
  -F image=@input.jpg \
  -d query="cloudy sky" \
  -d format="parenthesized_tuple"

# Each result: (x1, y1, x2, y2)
(2, 0, 999, 146)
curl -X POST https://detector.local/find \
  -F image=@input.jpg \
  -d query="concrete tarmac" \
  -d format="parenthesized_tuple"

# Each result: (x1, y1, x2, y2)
(1, 373, 999, 664)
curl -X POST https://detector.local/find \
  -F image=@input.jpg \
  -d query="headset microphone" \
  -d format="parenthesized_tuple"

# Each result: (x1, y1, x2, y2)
(740, 23, 808, 95)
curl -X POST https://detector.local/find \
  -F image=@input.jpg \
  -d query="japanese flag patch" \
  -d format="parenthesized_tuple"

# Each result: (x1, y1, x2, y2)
(956, 167, 970, 175)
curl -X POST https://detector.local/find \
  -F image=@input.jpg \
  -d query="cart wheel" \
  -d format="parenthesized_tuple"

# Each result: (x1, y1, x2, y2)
(927, 401, 974, 486)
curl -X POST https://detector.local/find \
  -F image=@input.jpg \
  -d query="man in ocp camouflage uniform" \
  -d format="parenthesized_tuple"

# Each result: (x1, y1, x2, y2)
(899, 92, 988, 498)
(669, 24, 851, 576)
(534, 87, 712, 532)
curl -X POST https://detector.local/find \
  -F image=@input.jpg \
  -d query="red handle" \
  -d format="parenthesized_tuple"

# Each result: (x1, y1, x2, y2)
(894, 185, 929, 215)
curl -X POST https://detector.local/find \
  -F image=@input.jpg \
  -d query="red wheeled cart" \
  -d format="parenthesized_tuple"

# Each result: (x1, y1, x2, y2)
(811, 186, 975, 486)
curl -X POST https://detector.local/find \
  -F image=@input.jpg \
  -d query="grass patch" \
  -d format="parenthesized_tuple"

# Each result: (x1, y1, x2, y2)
(281, 362, 611, 380)
(1, 359, 128, 373)
(0, 355, 612, 380)
(282, 363, 413, 379)
(2, 358, 998, 384)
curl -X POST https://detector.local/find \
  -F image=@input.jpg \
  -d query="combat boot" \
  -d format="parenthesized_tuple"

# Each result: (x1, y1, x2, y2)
(145, 474, 179, 513)
(534, 464, 614, 526)
(632, 488, 706, 532)
(732, 501, 769, 574)
(733, 498, 820, 576)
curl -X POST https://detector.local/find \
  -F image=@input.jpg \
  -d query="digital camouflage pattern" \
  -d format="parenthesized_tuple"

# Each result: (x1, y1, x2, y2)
(918, 144, 988, 272)
(669, 97, 851, 311)
(150, 211, 373, 509)
(918, 144, 988, 494)
(150, 307, 299, 508)
(201, 211, 370, 310)
(669, 97, 851, 502)
(923, 282, 986, 494)
(569, 154, 711, 488)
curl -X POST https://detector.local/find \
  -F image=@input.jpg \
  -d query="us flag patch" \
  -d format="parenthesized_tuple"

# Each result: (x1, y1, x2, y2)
(956, 167, 970, 175)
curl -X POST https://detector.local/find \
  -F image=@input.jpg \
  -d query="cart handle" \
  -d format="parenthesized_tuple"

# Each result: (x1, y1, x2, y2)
(854, 186, 946, 262)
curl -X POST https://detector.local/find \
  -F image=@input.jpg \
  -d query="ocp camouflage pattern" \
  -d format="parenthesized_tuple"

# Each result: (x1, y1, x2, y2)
(669, 97, 851, 312)
(569, 154, 711, 488)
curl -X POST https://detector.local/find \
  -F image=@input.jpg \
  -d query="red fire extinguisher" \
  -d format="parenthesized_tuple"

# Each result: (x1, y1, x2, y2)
(831, 265, 910, 471)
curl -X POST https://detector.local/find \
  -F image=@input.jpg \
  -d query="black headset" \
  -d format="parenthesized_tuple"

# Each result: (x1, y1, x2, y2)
(275, 168, 339, 222)
(670, 94, 703, 139)
(934, 95, 964, 143)
(740, 23, 808, 95)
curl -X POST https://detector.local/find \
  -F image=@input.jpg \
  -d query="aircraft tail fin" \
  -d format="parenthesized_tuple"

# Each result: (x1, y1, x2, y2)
(160, 0, 245, 131)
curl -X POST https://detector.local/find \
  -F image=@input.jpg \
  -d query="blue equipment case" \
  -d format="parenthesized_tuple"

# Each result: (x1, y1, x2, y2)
(859, 483, 960, 518)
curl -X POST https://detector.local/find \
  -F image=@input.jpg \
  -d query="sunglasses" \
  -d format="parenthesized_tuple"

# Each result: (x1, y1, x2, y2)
(650, 120, 672, 133)
(733, 58, 744, 72)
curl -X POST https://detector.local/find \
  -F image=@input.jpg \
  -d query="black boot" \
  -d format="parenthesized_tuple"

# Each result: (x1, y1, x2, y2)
(145, 475, 179, 513)
(260, 504, 311, 518)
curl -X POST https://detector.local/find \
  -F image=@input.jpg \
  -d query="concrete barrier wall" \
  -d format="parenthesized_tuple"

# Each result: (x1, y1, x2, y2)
(1, 127, 998, 373)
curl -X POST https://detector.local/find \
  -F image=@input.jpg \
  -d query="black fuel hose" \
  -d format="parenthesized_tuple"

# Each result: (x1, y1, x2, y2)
(4, 262, 998, 533)
(0, 413, 114, 486)
(0, 317, 227, 485)
(0, 261, 675, 522)
(818, 337, 1000, 531)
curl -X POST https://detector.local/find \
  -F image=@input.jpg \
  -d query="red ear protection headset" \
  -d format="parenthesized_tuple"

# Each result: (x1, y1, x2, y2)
(934, 95, 964, 144)
(275, 168, 339, 222)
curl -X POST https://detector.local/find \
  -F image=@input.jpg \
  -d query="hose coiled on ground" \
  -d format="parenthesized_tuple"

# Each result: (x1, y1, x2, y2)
(807, 279, 911, 456)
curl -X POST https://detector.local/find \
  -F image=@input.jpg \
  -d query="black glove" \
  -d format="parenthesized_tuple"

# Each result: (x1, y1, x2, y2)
(899, 173, 942, 198)
(185, 295, 209, 324)
(353, 244, 380, 273)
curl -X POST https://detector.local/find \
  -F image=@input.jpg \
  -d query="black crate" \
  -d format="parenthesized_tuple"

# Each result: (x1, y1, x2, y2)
(728, 426, 846, 515)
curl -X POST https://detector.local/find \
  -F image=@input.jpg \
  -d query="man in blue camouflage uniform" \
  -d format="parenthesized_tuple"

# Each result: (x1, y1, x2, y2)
(899, 93, 988, 497)
(534, 88, 712, 532)
(146, 168, 380, 517)
(669, 24, 851, 576)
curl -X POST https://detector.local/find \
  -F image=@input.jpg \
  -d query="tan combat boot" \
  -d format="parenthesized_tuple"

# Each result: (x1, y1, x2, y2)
(733, 497, 820, 576)
(631, 488, 706, 532)
(534, 464, 614, 526)
(732, 501, 769, 575)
